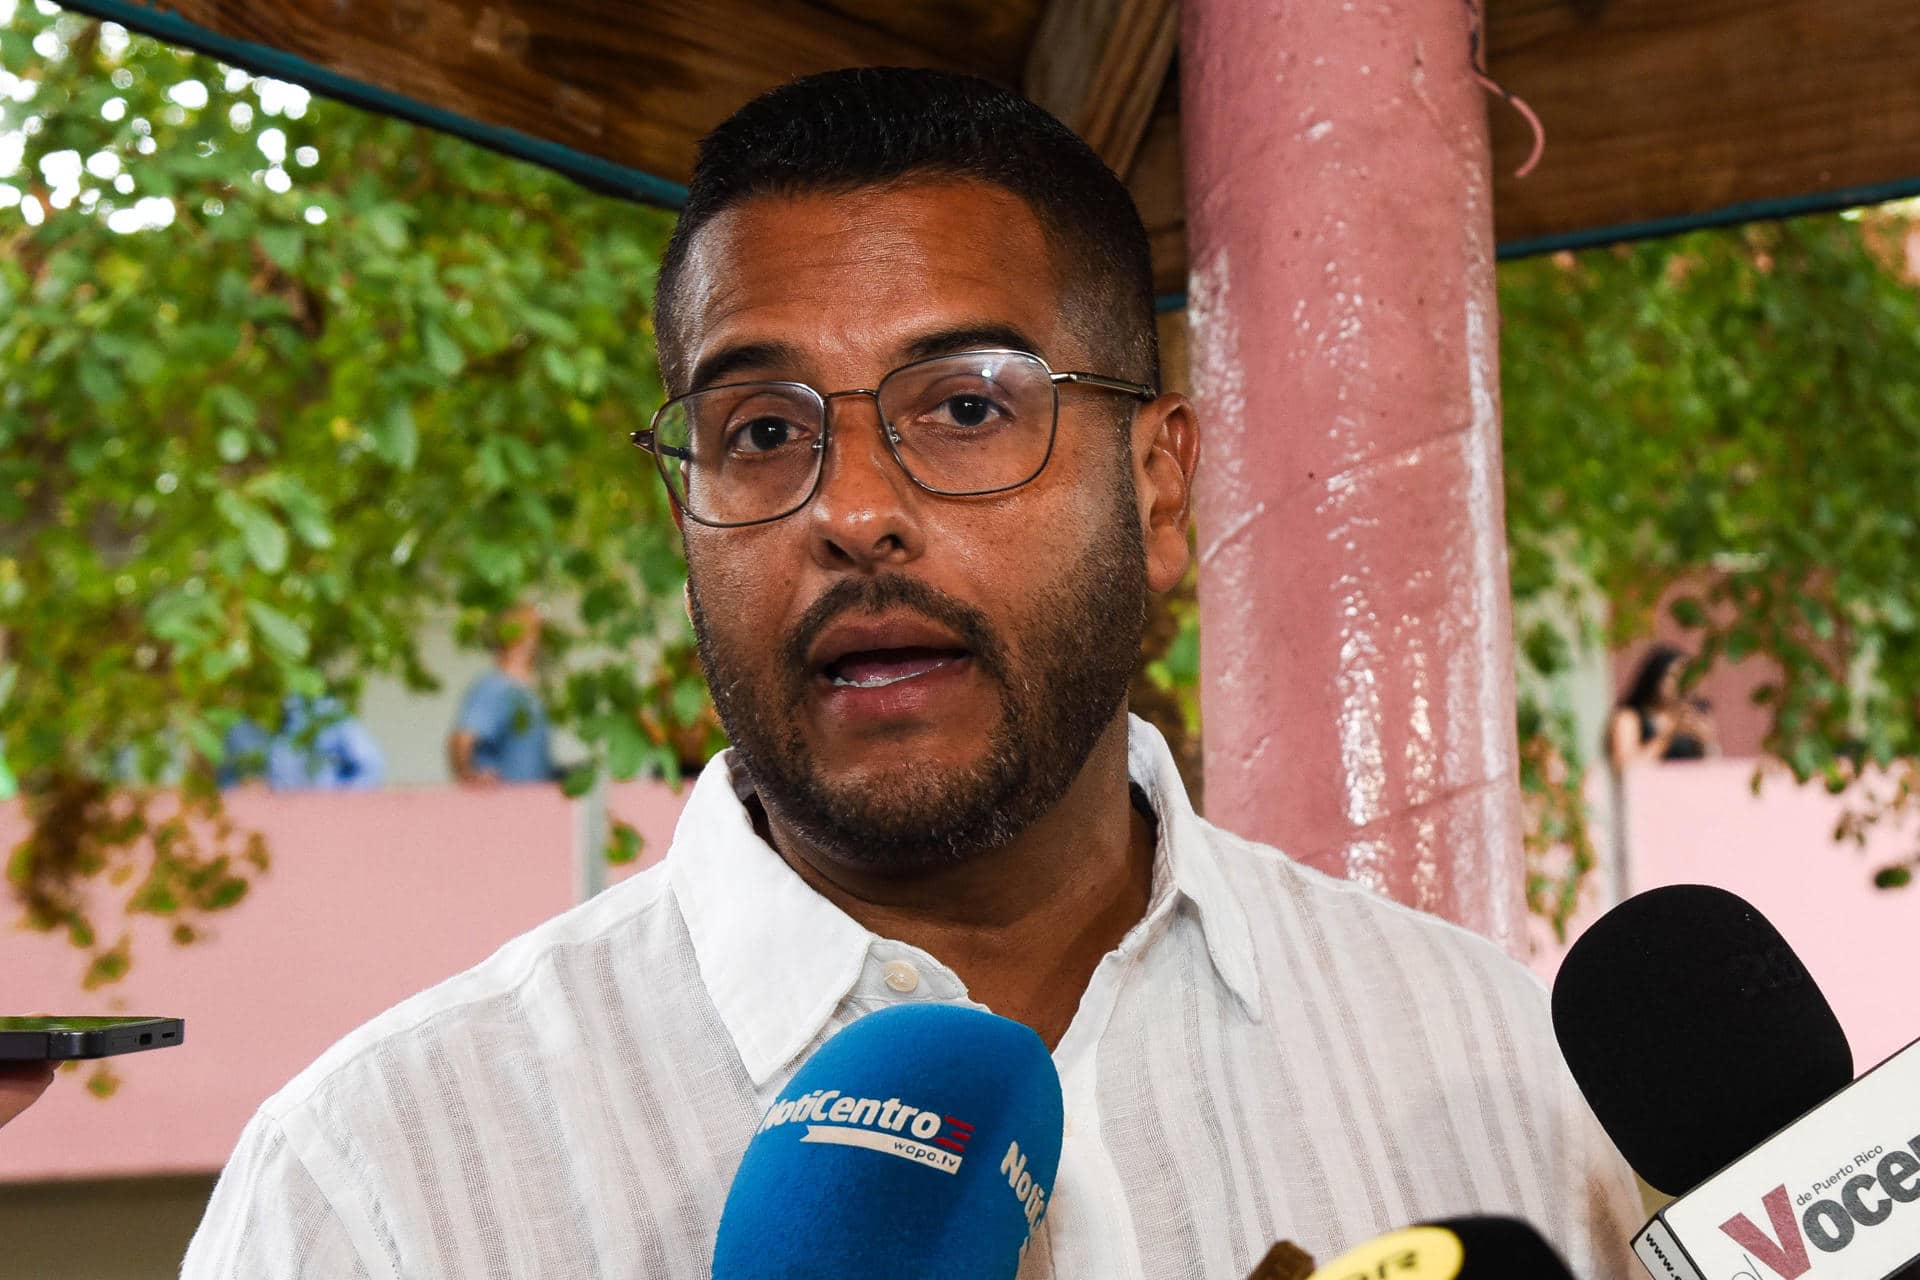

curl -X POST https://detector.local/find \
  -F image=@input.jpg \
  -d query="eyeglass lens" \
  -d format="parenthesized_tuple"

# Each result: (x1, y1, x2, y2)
(650, 351, 1056, 526)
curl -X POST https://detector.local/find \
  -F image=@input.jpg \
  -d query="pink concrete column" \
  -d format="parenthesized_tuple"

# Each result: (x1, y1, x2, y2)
(1180, 0, 1526, 947)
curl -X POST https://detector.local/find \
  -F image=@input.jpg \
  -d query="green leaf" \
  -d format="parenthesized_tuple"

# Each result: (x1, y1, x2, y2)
(256, 226, 303, 269)
(367, 205, 409, 251)
(670, 679, 709, 726)
(130, 883, 179, 915)
(205, 384, 259, 428)
(1874, 866, 1913, 890)
(177, 715, 225, 761)
(422, 320, 464, 377)
(77, 360, 121, 405)
(0, 29, 35, 69)
(541, 345, 578, 390)
(216, 491, 289, 573)
(202, 877, 249, 910)
(269, 483, 335, 549)
(371, 402, 419, 469)
(605, 821, 643, 865)
(244, 599, 310, 659)
(605, 717, 648, 779)
(82, 939, 132, 990)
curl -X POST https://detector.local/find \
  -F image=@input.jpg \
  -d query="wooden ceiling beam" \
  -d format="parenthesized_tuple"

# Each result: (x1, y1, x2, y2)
(1124, 106, 1188, 298)
(1486, 0, 1920, 249)
(73, 0, 1920, 279)
(1023, 0, 1177, 176)
(82, 0, 975, 190)
(1123, 0, 1920, 298)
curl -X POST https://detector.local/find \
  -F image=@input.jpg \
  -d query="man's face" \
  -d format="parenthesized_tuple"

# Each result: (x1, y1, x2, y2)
(672, 179, 1156, 870)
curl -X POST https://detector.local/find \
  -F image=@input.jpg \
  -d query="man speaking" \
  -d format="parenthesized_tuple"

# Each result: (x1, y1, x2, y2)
(184, 69, 1641, 1278)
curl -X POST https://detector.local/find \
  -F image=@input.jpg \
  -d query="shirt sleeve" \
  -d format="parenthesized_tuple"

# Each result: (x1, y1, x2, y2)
(181, 1112, 380, 1280)
(454, 677, 508, 745)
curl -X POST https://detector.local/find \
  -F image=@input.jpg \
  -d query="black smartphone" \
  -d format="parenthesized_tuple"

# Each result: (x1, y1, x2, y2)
(0, 1016, 186, 1061)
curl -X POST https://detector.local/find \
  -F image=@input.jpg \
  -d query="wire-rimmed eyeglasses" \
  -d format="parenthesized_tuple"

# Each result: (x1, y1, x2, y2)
(630, 348, 1156, 528)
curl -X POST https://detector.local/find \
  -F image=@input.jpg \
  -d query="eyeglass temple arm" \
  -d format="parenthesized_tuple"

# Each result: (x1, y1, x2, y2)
(1053, 372, 1158, 400)
(630, 430, 692, 461)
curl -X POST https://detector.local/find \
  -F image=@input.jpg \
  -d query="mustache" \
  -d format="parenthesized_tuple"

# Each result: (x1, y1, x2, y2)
(781, 575, 1012, 686)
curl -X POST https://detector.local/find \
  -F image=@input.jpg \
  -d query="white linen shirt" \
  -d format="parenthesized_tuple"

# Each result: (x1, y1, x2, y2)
(182, 716, 1644, 1279)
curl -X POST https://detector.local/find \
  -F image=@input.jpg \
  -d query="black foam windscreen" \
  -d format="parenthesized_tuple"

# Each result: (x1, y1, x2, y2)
(1551, 883, 1854, 1196)
(1423, 1216, 1575, 1279)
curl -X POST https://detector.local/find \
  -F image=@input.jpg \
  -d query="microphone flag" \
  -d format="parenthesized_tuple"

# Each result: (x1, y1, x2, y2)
(710, 1002, 1064, 1280)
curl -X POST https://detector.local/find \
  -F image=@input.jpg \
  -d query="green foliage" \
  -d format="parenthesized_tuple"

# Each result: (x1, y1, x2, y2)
(6, 5, 1916, 970)
(0, 6, 716, 979)
(1501, 209, 1920, 915)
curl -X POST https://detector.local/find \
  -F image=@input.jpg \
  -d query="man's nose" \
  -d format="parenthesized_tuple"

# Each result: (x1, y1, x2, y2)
(803, 394, 927, 572)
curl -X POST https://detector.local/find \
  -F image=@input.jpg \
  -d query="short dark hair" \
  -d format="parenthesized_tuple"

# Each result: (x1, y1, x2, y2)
(654, 67, 1159, 394)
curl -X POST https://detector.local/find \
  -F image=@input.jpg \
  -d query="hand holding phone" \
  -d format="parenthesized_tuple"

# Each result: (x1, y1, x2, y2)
(0, 1060, 56, 1129)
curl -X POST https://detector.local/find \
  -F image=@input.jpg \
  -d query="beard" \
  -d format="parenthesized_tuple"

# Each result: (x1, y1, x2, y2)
(686, 467, 1148, 872)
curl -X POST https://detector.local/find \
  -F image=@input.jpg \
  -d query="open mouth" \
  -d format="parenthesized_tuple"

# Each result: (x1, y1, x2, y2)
(821, 646, 969, 690)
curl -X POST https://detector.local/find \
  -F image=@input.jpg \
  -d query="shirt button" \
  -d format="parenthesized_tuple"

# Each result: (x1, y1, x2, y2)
(882, 960, 921, 994)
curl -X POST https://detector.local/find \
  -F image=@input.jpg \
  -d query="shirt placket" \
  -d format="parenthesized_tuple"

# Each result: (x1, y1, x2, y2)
(1031, 881, 1186, 1280)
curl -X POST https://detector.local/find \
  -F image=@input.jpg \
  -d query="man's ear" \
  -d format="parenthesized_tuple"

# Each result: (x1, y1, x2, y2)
(1133, 393, 1200, 594)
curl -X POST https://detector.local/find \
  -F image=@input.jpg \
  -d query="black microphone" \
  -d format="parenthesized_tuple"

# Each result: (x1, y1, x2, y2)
(1425, 1216, 1581, 1278)
(1554, 884, 1920, 1280)
(1552, 883, 1854, 1196)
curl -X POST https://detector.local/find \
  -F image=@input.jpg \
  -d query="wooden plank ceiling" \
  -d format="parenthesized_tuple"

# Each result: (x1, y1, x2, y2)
(79, 0, 1920, 295)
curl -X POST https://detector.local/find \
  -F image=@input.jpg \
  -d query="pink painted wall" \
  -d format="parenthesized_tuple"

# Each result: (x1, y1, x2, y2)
(0, 781, 685, 1183)
(605, 779, 695, 885)
(1531, 760, 1919, 1069)
(1180, 0, 1527, 949)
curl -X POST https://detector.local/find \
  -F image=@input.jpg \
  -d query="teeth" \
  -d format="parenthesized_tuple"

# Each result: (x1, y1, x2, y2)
(829, 656, 958, 689)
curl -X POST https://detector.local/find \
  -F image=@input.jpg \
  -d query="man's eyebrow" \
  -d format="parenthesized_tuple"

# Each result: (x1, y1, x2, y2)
(686, 340, 807, 394)
(900, 325, 1048, 365)
(685, 325, 1050, 394)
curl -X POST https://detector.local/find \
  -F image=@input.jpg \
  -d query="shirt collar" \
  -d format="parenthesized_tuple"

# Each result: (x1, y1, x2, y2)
(666, 759, 873, 1088)
(667, 714, 1263, 1087)
(1124, 715, 1264, 1017)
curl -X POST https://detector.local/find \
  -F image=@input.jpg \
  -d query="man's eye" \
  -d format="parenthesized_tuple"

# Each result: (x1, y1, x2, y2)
(730, 416, 803, 453)
(933, 394, 1004, 429)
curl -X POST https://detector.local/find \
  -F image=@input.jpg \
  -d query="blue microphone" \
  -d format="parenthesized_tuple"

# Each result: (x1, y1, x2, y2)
(711, 1003, 1064, 1279)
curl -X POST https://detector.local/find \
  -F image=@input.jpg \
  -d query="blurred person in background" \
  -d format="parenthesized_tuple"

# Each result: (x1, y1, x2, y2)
(447, 604, 555, 786)
(218, 695, 386, 792)
(1608, 644, 1718, 769)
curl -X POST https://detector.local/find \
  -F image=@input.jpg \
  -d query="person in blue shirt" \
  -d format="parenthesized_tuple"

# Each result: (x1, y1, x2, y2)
(219, 695, 386, 791)
(447, 605, 554, 786)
